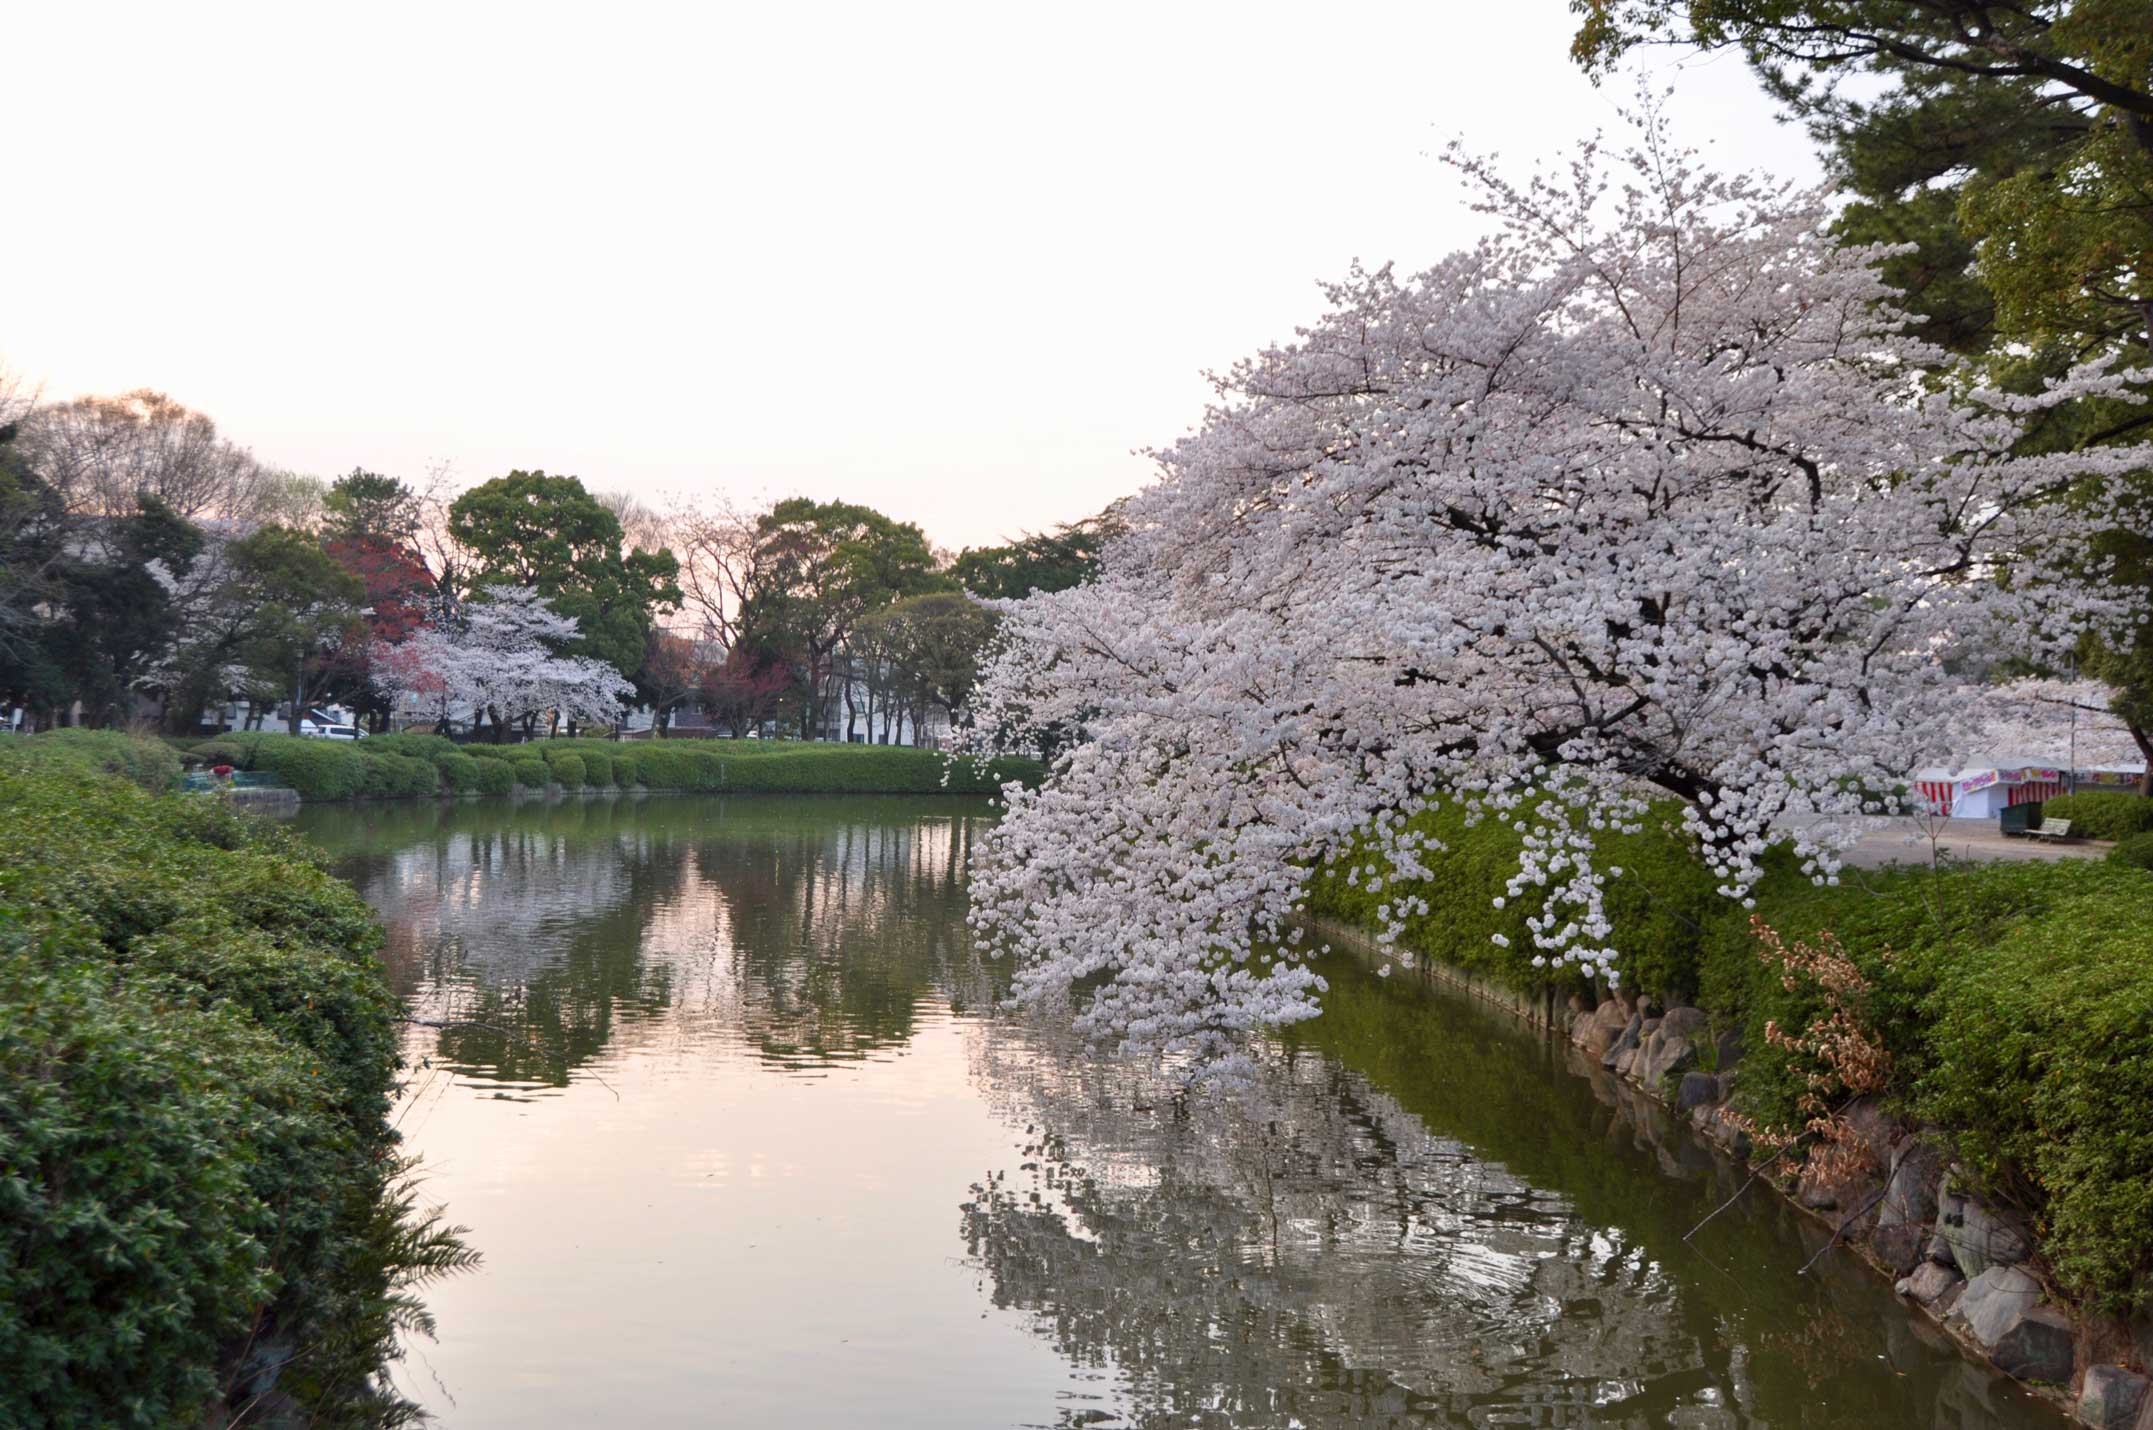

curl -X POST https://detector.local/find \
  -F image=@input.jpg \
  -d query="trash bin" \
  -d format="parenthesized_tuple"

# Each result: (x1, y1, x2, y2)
(2000, 803, 2035, 836)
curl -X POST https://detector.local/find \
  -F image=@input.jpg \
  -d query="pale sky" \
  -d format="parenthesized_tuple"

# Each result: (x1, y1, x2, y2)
(5, 2, 1820, 552)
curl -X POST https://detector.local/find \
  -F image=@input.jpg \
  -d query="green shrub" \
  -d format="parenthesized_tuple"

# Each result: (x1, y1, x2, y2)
(254, 737, 368, 800)
(0, 760, 465, 1424)
(549, 753, 586, 789)
(462, 742, 513, 760)
(436, 752, 482, 793)
(580, 750, 612, 786)
(5, 729, 183, 791)
(2039, 790, 2153, 842)
(361, 751, 441, 799)
(614, 752, 640, 787)
(188, 731, 273, 769)
(2111, 832, 2153, 871)
(634, 744, 723, 790)
(360, 730, 457, 762)
(1913, 876, 2153, 1312)
(512, 759, 550, 789)
(473, 758, 516, 796)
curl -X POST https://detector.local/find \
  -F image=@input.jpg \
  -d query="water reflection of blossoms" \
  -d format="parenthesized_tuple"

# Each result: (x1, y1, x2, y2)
(961, 1008, 2053, 1430)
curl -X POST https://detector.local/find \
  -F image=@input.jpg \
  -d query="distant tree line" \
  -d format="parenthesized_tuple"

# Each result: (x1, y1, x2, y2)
(0, 380, 1117, 741)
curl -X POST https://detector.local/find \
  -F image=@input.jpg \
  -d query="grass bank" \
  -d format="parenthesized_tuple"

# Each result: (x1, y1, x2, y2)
(178, 731, 1044, 803)
(1303, 796, 2153, 1322)
(0, 731, 470, 1426)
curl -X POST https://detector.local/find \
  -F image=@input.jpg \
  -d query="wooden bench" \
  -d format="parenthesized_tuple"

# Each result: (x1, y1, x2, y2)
(2023, 818, 2075, 842)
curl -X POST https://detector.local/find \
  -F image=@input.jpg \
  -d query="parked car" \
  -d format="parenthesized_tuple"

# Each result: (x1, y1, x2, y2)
(299, 721, 366, 741)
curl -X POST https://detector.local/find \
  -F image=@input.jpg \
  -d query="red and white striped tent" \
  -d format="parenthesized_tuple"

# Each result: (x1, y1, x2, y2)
(1911, 762, 2073, 818)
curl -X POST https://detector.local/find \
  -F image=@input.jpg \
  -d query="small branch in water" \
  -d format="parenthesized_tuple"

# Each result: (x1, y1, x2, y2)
(1684, 1136, 1802, 1243)
(1797, 1184, 1890, 1277)
(399, 1016, 514, 1035)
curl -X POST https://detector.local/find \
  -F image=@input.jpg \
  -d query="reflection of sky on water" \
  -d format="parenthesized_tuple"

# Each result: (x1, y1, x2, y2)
(299, 796, 2068, 1430)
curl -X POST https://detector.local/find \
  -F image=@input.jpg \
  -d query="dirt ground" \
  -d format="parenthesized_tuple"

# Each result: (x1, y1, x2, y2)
(1776, 814, 2108, 870)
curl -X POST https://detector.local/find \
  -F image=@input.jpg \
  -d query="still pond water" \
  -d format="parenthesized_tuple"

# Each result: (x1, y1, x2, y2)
(296, 795, 2067, 1430)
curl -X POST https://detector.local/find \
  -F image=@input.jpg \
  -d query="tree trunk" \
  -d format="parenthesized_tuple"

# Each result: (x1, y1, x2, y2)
(287, 653, 306, 736)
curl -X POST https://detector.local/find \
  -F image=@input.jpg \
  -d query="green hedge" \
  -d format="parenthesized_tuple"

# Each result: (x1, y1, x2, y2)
(0, 750, 469, 1424)
(473, 758, 516, 796)
(185, 734, 450, 802)
(512, 758, 550, 789)
(2110, 831, 2153, 871)
(4, 729, 182, 792)
(362, 751, 440, 799)
(2038, 790, 2153, 841)
(437, 752, 481, 793)
(1913, 879, 2153, 1310)
(170, 732, 1042, 801)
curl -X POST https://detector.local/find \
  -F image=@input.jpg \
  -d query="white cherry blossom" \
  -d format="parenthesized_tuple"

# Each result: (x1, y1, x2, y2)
(960, 118, 2148, 1065)
(371, 584, 633, 732)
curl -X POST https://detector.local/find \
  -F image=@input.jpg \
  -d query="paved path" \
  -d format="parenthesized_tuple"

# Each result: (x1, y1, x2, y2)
(1777, 815, 2107, 870)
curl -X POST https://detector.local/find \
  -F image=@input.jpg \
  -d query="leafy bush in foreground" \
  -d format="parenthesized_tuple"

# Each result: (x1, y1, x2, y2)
(0, 751, 471, 1424)
(4, 729, 182, 791)
(2105, 830, 2153, 871)
(1914, 882, 2153, 1311)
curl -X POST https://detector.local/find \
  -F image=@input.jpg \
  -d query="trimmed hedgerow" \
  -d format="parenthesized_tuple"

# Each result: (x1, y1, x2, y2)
(169, 732, 1043, 801)
(548, 753, 586, 790)
(472, 758, 516, 796)
(511, 759, 551, 789)
(0, 750, 471, 1425)
(436, 752, 482, 793)
(2038, 790, 2153, 841)
(5, 729, 183, 792)
(362, 751, 441, 799)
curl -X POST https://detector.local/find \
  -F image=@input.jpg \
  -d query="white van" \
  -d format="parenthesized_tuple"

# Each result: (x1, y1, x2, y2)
(299, 720, 365, 741)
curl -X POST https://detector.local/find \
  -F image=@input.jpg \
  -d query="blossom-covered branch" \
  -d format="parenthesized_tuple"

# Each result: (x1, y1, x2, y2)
(960, 115, 2149, 1065)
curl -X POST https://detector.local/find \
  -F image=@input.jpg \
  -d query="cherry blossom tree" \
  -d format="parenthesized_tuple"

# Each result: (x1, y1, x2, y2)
(372, 585, 633, 738)
(961, 117, 2151, 1066)
(1965, 678, 2145, 772)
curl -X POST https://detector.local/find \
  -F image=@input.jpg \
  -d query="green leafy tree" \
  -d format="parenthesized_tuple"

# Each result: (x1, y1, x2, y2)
(746, 498, 947, 737)
(38, 495, 203, 728)
(0, 418, 65, 691)
(851, 592, 1001, 742)
(448, 470, 681, 687)
(951, 511, 1120, 600)
(227, 525, 366, 735)
(323, 468, 423, 548)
